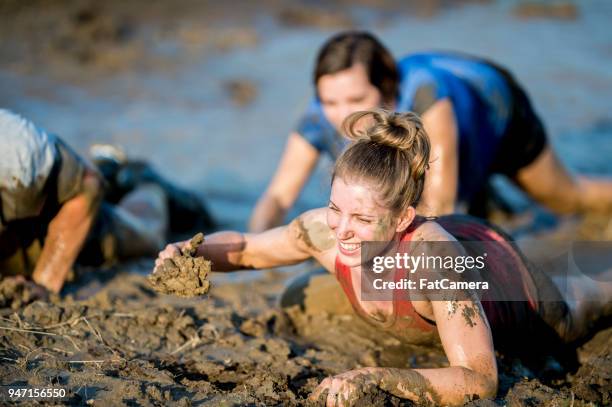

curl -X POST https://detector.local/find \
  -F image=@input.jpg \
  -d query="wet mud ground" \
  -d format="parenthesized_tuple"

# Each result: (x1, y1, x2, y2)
(0, 264, 610, 406)
(1, 0, 612, 405)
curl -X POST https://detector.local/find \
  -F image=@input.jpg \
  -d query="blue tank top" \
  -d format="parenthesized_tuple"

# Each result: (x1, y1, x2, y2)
(295, 52, 514, 203)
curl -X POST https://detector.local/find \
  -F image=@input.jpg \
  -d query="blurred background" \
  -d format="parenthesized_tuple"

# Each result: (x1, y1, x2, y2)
(1, 0, 611, 232)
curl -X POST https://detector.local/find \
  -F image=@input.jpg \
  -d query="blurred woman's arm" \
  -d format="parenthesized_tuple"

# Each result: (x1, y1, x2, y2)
(249, 132, 320, 232)
(417, 99, 459, 216)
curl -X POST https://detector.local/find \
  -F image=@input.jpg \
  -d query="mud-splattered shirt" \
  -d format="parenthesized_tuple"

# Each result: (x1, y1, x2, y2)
(0, 109, 87, 263)
(295, 52, 514, 203)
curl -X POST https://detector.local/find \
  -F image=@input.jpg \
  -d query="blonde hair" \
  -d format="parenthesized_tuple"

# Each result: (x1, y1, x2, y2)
(332, 109, 431, 214)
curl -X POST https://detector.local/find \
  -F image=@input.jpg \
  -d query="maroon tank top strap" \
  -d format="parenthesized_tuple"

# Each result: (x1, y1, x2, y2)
(394, 216, 438, 332)
(334, 256, 363, 314)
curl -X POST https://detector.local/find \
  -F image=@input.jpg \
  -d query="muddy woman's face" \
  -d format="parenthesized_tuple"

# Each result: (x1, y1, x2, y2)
(327, 177, 400, 267)
(317, 63, 383, 132)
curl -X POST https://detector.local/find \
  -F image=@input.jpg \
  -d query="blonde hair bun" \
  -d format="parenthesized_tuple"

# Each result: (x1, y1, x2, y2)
(334, 109, 431, 211)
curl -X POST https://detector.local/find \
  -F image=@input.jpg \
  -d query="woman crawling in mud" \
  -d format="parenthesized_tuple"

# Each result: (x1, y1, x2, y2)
(154, 110, 611, 406)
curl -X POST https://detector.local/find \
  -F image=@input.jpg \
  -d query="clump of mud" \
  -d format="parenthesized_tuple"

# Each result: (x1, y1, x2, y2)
(571, 328, 612, 405)
(0, 276, 54, 309)
(148, 233, 211, 297)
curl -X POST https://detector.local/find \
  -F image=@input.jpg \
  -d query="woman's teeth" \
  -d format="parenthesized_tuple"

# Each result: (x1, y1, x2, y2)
(340, 242, 360, 251)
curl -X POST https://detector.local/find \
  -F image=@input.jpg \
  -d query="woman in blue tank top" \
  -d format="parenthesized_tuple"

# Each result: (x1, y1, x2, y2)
(249, 31, 612, 232)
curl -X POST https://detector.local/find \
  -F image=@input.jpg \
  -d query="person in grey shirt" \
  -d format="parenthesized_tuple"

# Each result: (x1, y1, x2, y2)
(0, 109, 212, 293)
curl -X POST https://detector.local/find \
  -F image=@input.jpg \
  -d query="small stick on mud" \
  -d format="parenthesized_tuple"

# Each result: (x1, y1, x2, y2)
(67, 359, 122, 364)
(63, 334, 82, 351)
(14, 313, 24, 328)
(17, 343, 31, 353)
(111, 313, 135, 318)
(148, 233, 212, 297)
(52, 347, 74, 355)
(0, 325, 65, 337)
(83, 318, 104, 344)
(171, 333, 201, 355)
(0, 316, 17, 324)
(44, 315, 85, 330)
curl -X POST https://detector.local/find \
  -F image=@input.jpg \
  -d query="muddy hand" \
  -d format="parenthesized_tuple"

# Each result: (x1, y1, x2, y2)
(154, 242, 183, 271)
(309, 369, 380, 406)
(153, 233, 205, 272)
(181, 232, 205, 257)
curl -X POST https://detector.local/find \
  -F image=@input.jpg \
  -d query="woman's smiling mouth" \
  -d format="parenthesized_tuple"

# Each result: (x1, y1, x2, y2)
(338, 241, 361, 255)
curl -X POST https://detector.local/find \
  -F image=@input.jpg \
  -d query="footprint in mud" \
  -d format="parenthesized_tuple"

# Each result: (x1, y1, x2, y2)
(148, 233, 211, 297)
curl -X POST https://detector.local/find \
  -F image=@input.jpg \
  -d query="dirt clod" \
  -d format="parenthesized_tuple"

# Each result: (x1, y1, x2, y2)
(148, 233, 211, 297)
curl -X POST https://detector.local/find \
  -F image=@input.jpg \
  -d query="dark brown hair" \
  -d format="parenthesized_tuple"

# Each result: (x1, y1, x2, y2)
(332, 110, 430, 213)
(314, 31, 399, 104)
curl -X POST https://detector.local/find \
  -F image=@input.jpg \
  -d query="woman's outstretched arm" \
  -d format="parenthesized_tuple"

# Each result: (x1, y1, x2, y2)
(249, 132, 320, 232)
(155, 207, 336, 272)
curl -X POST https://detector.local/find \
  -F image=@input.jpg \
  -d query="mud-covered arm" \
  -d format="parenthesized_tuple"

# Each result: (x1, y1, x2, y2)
(311, 297, 497, 406)
(417, 98, 459, 216)
(32, 169, 103, 293)
(158, 208, 336, 272)
(387, 298, 497, 405)
(378, 244, 497, 404)
(312, 224, 497, 405)
(249, 132, 319, 232)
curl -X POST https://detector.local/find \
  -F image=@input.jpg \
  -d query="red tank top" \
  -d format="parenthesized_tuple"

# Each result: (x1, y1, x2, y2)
(334, 215, 539, 343)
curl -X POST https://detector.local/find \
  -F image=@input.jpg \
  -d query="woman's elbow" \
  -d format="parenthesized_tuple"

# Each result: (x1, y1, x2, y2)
(475, 368, 498, 400)
(481, 374, 498, 399)
(462, 362, 498, 401)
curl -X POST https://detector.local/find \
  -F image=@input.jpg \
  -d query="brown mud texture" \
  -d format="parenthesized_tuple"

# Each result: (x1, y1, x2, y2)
(0, 267, 610, 406)
(148, 233, 211, 298)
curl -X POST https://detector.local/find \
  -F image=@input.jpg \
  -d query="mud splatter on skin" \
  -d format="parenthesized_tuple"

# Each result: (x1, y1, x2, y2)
(461, 304, 479, 328)
(447, 300, 459, 316)
(292, 218, 335, 252)
(377, 368, 440, 406)
(373, 215, 394, 241)
(148, 233, 211, 297)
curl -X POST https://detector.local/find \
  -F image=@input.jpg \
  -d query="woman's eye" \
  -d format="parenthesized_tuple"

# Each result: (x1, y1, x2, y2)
(328, 205, 339, 212)
(358, 218, 372, 224)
